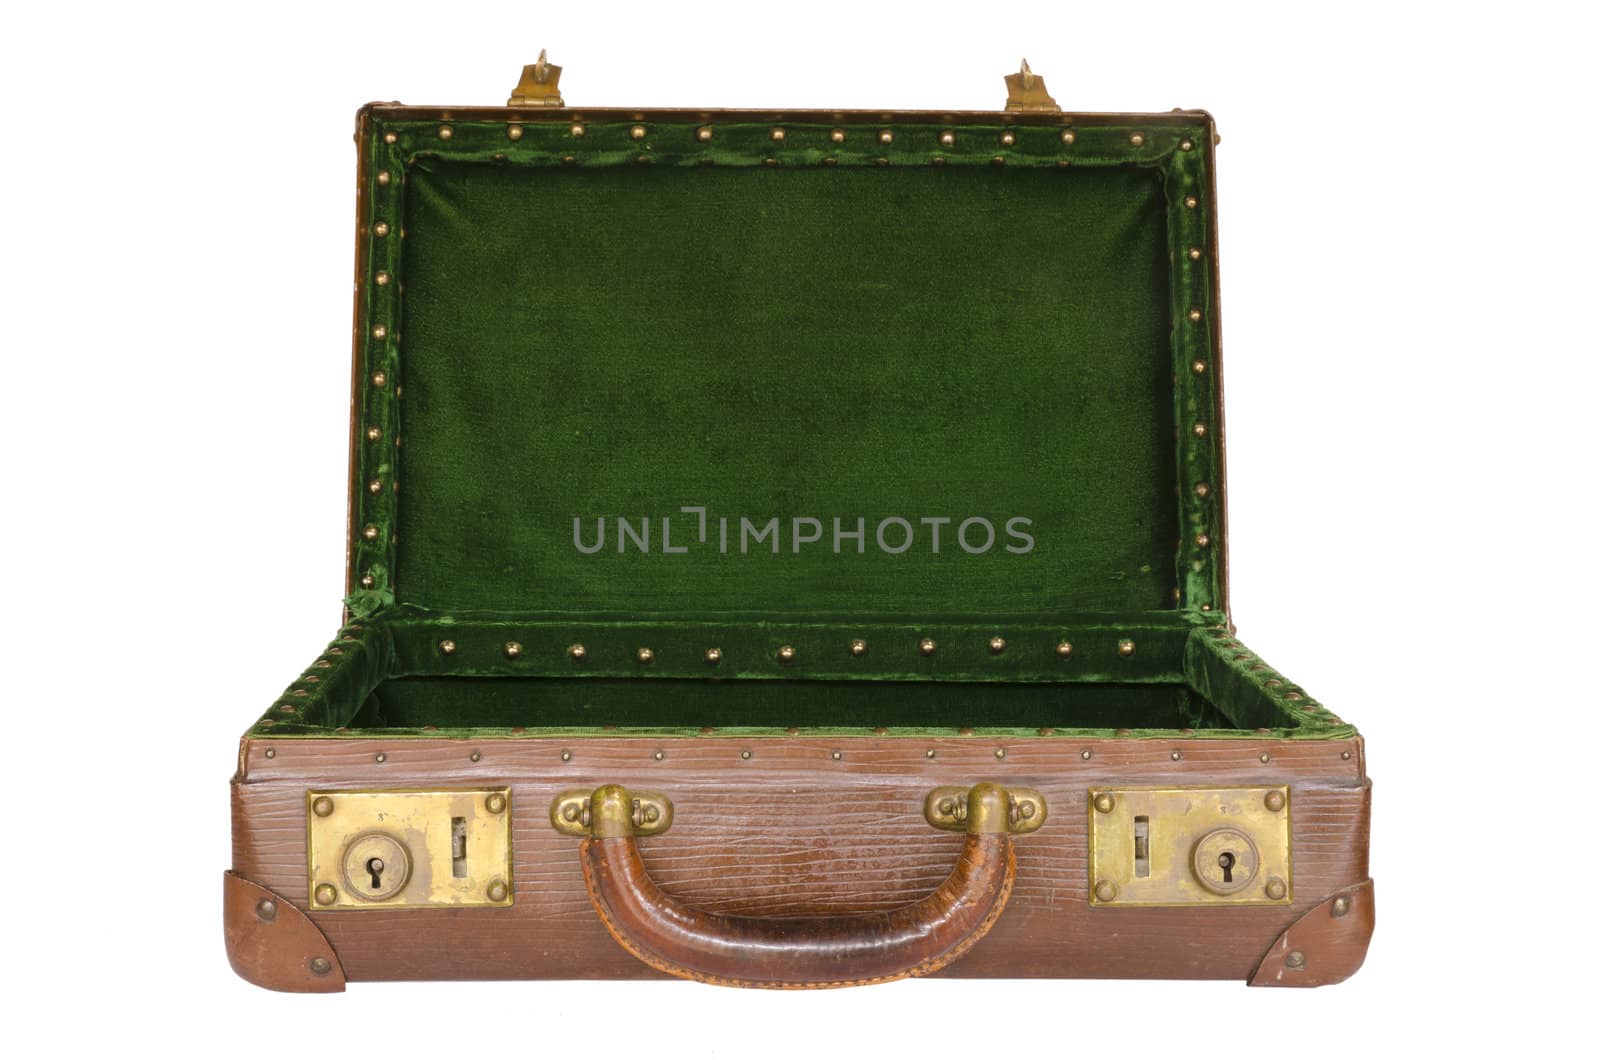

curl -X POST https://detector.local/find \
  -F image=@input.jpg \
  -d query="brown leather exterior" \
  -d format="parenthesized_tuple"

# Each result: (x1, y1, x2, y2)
(224, 871, 346, 993)
(581, 832, 1014, 989)
(231, 734, 1370, 984)
(1250, 877, 1375, 988)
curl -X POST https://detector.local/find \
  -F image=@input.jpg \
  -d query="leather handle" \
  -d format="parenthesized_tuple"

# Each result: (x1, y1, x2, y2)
(569, 783, 1021, 989)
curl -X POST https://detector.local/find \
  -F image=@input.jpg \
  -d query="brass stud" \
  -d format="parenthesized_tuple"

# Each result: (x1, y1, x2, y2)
(1260, 752, 1272, 764)
(486, 880, 509, 903)
(437, 125, 453, 140)
(571, 123, 587, 137)
(1189, 247, 1203, 261)
(1193, 359, 1206, 374)
(1284, 691, 1304, 701)
(939, 131, 955, 146)
(376, 171, 391, 186)
(309, 955, 333, 975)
(1093, 792, 1116, 814)
(1193, 423, 1208, 437)
(359, 573, 374, 589)
(568, 643, 587, 662)
(830, 129, 845, 143)
(561, 750, 572, 762)
(1266, 878, 1288, 901)
(636, 647, 655, 665)
(636, 154, 652, 165)
(628, 125, 645, 140)
(770, 127, 786, 142)
(696, 126, 713, 141)
(740, 749, 752, 760)
(926, 749, 936, 759)
(999, 131, 1015, 146)
(919, 637, 937, 656)
(1081, 749, 1092, 760)
(1332, 895, 1352, 918)
(373, 222, 390, 237)
(1341, 750, 1353, 760)
(1129, 132, 1145, 147)
(366, 425, 382, 441)
(1187, 307, 1203, 323)
(374, 271, 391, 286)
(371, 371, 387, 387)
(313, 883, 337, 906)
(777, 645, 796, 664)
(263, 746, 276, 756)
(1061, 129, 1076, 144)
(988, 636, 1006, 654)
(469, 751, 481, 762)
(704, 647, 722, 665)
(1038, 726, 1056, 736)
(503, 641, 523, 660)
(1180, 138, 1194, 151)
(312, 796, 335, 817)
(878, 129, 893, 144)
(1094, 880, 1118, 903)
(831, 750, 843, 761)
(1196, 533, 1211, 548)
(850, 638, 867, 657)
(439, 639, 456, 655)
(1056, 640, 1074, 659)
(371, 324, 387, 340)
(875, 157, 890, 166)
(255, 898, 278, 922)
(507, 124, 523, 141)
(1118, 639, 1136, 657)
(485, 792, 507, 814)
(1195, 482, 1211, 497)
(822, 157, 837, 166)
(1184, 195, 1198, 209)
(1264, 790, 1286, 811)
(374, 752, 386, 763)
(653, 749, 665, 761)
(383, 131, 397, 145)
(362, 525, 379, 541)
(994, 748, 1006, 759)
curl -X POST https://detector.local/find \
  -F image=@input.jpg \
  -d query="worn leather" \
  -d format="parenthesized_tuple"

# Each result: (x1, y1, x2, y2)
(579, 832, 1015, 988)
(1250, 878, 1376, 988)
(223, 871, 345, 993)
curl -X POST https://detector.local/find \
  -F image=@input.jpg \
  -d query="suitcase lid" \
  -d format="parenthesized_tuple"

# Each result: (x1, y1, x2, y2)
(344, 60, 1228, 662)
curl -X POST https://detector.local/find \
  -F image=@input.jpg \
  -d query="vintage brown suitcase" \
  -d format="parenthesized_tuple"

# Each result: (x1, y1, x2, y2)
(226, 57, 1374, 991)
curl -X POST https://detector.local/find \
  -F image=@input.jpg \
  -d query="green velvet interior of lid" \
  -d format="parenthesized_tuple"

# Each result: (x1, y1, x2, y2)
(348, 118, 1223, 627)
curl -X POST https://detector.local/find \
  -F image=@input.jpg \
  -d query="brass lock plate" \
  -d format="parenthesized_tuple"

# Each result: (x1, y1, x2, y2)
(1088, 786, 1291, 908)
(306, 788, 513, 910)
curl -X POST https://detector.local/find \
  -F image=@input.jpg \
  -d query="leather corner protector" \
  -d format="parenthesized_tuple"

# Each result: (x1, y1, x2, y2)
(224, 871, 346, 993)
(1249, 878, 1375, 988)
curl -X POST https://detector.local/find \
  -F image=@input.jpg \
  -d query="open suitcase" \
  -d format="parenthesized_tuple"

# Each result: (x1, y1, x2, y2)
(225, 57, 1374, 991)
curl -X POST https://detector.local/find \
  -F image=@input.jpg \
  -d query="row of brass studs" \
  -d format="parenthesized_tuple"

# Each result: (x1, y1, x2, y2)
(438, 638, 1142, 662)
(475, 123, 1184, 147)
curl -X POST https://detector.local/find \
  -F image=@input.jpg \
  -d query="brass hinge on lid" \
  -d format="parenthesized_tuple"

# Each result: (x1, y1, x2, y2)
(508, 48, 564, 106)
(1004, 59, 1059, 112)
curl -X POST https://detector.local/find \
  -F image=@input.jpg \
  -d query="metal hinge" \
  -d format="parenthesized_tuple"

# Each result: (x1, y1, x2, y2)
(1004, 59, 1059, 112)
(508, 49, 564, 107)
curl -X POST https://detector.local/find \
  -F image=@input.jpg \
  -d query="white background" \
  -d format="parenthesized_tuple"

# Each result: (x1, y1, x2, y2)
(2, 1, 1593, 1055)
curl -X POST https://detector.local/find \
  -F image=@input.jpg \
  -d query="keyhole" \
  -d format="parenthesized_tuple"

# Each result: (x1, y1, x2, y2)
(1217, 851, 1235, 884)
(366, 856, 385, 890)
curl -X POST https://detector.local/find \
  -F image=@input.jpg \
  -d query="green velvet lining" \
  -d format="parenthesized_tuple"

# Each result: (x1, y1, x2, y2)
(349, 119, 1223, 621)
(243, 114, 1352, 743)
(251, 615, 1351, 740)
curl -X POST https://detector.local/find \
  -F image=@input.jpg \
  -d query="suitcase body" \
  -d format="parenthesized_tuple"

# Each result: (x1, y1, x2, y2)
(226, 59, 1374, 991)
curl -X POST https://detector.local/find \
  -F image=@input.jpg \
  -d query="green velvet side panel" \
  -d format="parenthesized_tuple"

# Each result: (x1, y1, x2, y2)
(250, 619, 392, 734)
(1182, 627, 1354, 736)
(347, 119, 1224, 621)
(355, 677, 1215, 731)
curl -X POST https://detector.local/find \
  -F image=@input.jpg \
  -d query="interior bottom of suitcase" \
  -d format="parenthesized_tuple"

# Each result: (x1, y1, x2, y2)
(253, 612, 1350, 740)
